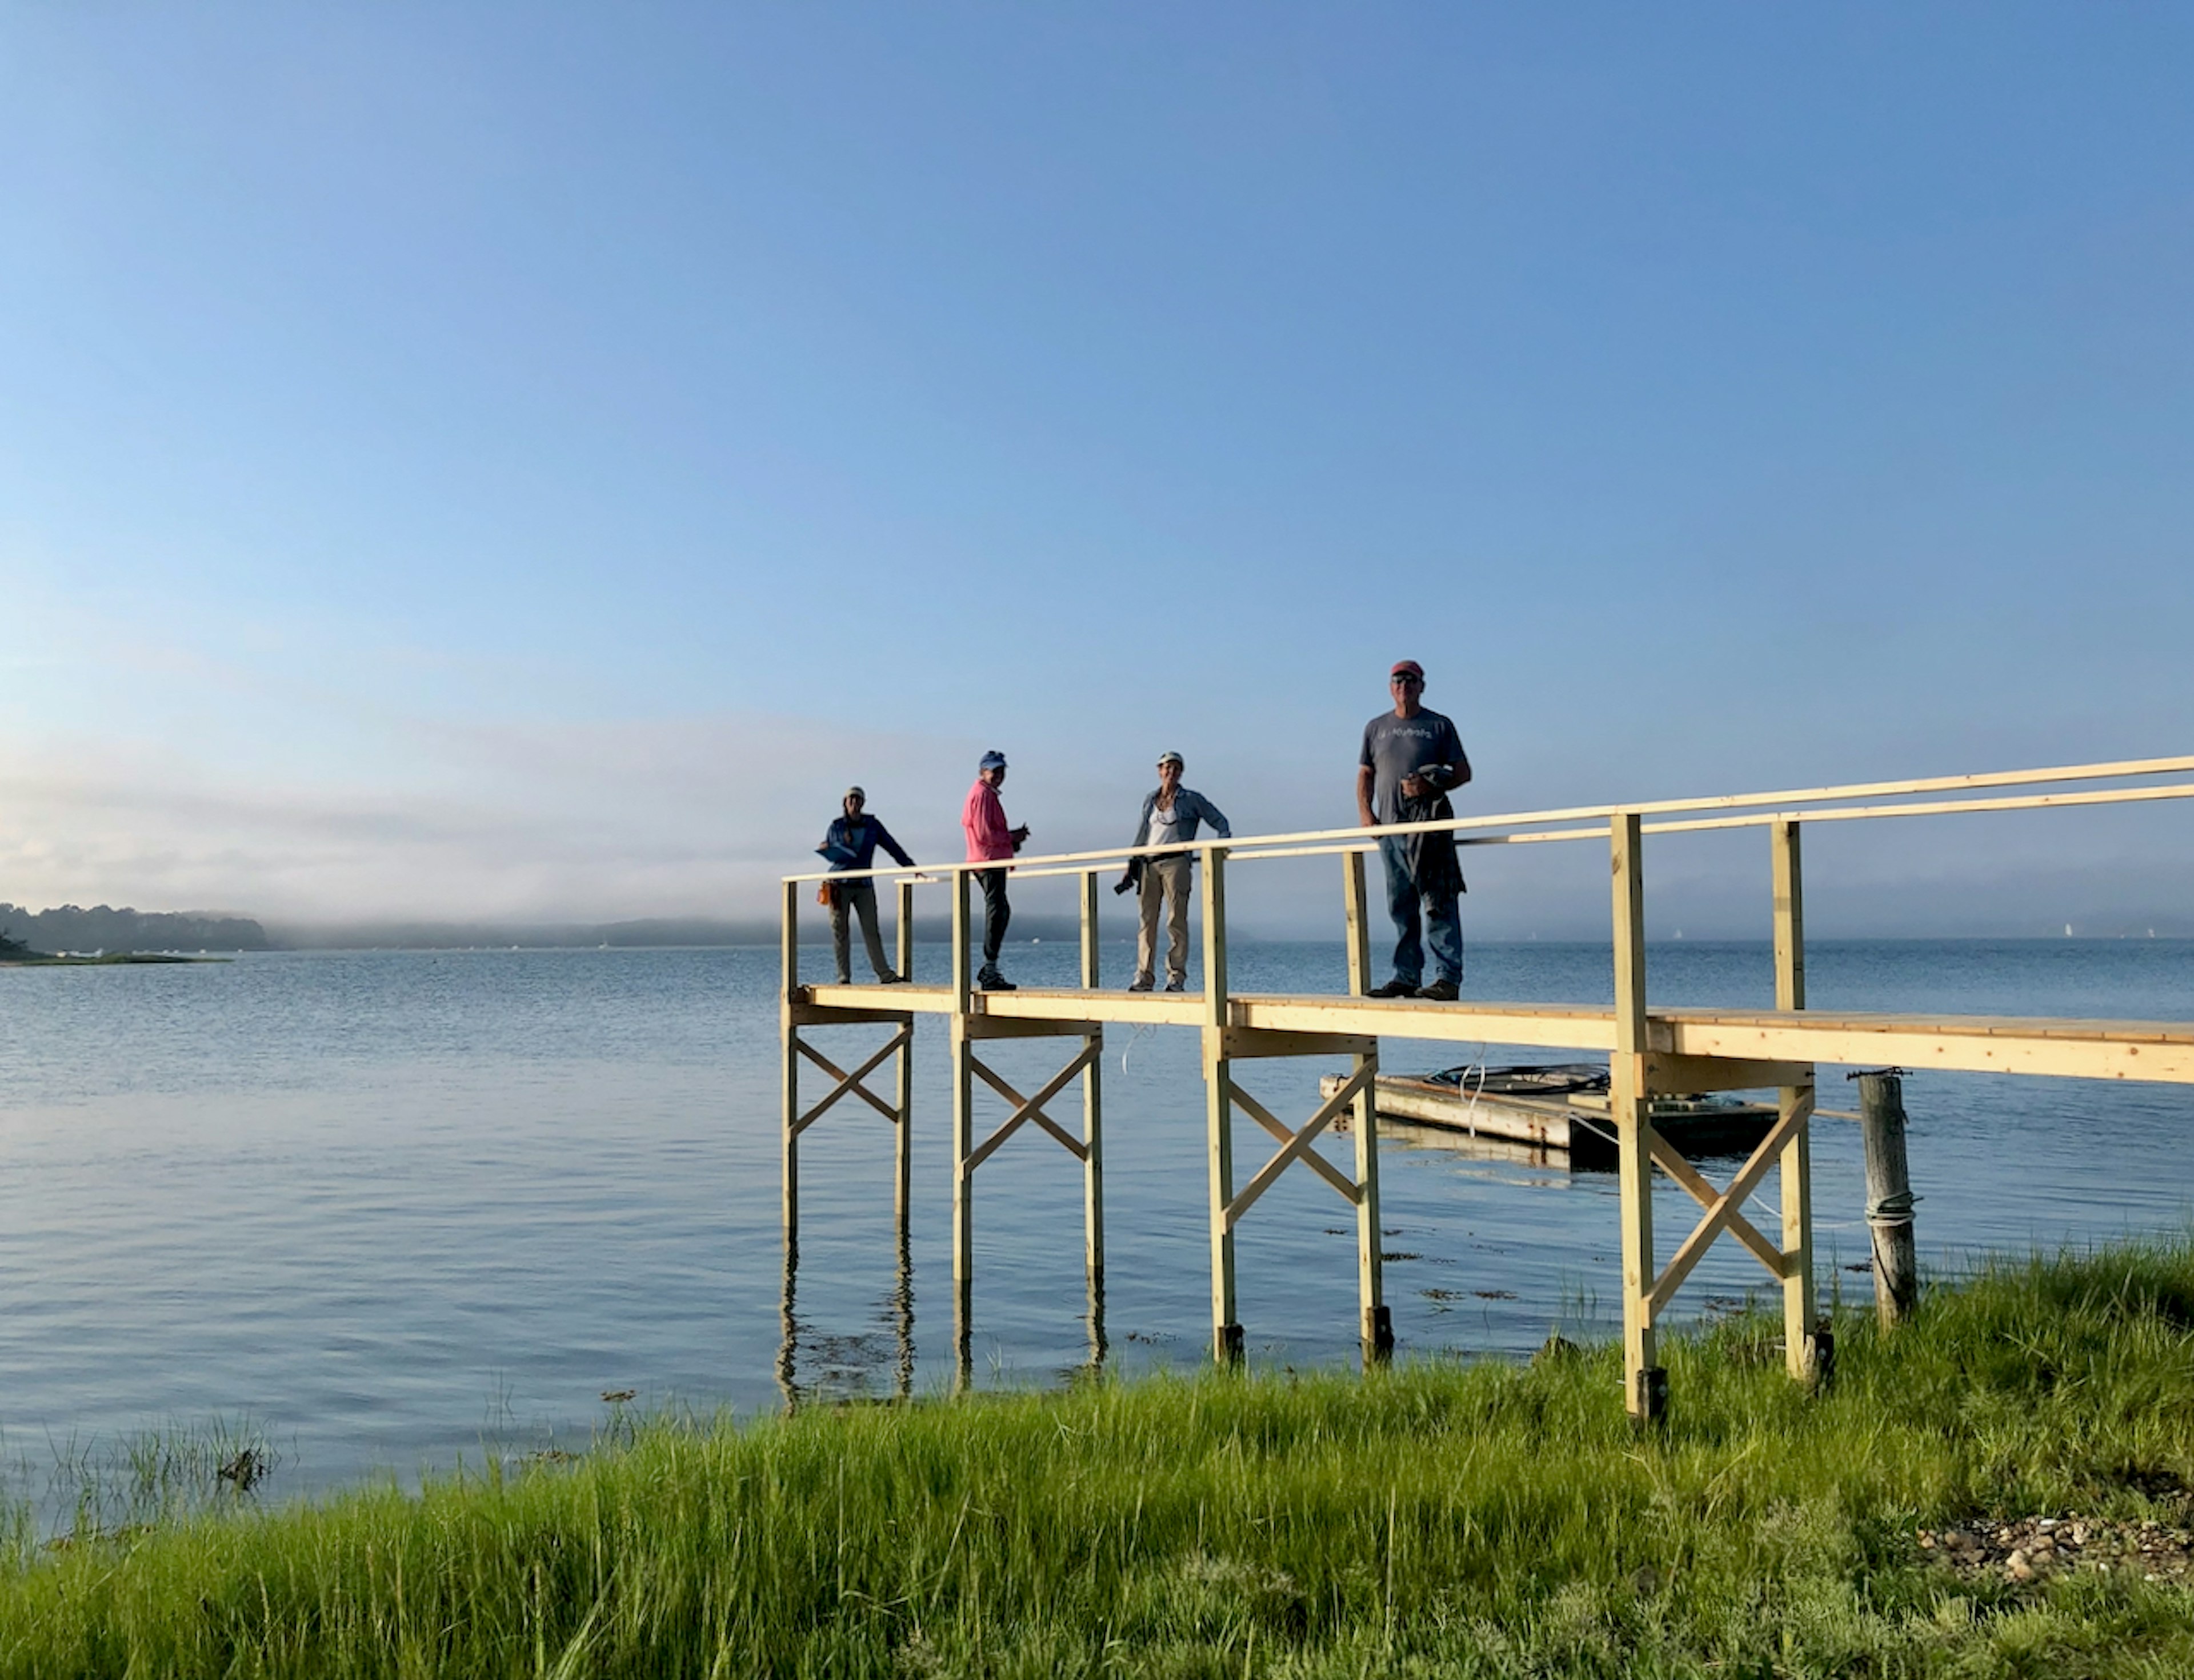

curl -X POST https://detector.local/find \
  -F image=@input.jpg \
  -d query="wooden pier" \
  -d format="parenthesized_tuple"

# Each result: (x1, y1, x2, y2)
(782, 756, 2194, 1417)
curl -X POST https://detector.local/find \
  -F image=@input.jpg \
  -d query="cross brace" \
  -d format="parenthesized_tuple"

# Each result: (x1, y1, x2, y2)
(792, 1029, 908, 1136)
(1644, 1082, 1813, 1318)
(1224, 1063, 1371, 1229)
(966, 1041, 1099, 1172)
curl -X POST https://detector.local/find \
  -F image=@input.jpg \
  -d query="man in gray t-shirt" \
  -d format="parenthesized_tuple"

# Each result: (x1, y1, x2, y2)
(1356, 659, 1472, 999)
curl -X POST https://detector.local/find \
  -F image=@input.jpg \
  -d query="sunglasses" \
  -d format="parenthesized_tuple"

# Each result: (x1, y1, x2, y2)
(1391, 674, 1423, 685)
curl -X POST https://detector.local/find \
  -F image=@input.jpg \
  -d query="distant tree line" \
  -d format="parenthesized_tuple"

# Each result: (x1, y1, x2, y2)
(0, 903, 268, 954)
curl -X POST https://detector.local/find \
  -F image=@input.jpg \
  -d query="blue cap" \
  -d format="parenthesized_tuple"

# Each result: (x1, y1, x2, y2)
(978, 750, 1007, 771)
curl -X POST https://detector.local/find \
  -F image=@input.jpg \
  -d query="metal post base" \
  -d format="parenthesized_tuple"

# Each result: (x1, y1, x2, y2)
(1363, 1305, 1394, 1365)
(1805, 1328, 1836, 1390)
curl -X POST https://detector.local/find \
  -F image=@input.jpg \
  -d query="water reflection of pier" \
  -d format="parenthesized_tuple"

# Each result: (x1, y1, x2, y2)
(776, 1223, 1106, 1407)
(782, 756, 2194, 1418)
(775, 1229, 920, 1407)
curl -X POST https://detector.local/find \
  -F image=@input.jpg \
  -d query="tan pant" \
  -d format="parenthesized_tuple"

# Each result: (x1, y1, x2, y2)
(1135, 855, 1194, 987)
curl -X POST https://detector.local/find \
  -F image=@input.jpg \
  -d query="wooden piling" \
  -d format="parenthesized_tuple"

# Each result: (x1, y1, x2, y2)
(1202, 845, 1242, 1363)
(1771, 819, 1823, 1384)
(1857, 1070, 1919, 1325)
(1610, 813, 1662, 1419)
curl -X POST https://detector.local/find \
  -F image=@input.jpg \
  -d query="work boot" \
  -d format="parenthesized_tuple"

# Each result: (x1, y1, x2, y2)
(1366, 976, 1416, 998)
(1163, 978, 1186, 993)
(1127, 975, 1154, 993)
(879, 972, 909, 985)
(1414, 977, 1460, 1002)
(978, 966, 1016, 991)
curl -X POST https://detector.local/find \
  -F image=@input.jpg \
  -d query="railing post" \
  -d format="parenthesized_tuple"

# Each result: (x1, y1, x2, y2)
(1202, 844, 1241, 1363)
(950, 869, 974, 1385)
(898, 877, 916, 983)
(1343, 851, 1390, 1363)
(895, 879, 915, 1231)
(1080, 870, 1106, 1305)
(782, 878, 800, 1245)
(1344, 849, 1373, 997)
(1610, 812, 1663, 1420)
(1857, 1070, 1919, 1325)
(1772, 818, 1824, 1384)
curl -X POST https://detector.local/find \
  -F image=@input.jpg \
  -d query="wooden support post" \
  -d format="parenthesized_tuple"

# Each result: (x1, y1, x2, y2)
(1203, 845, 1242, 1363)
(1352, 1047, 1388, 1366)
(1772, 819, 1824, 1384)
(950, 870, 974, 1383)
(1857, 1070, 1919, 1325)
(1342, 851, 1390, 1362)
(895, 879, 916, 1230)
(1610, 813, 1663, 1421)
(781, 878, 800, 1245)
(1080, 872, 1106, 1301)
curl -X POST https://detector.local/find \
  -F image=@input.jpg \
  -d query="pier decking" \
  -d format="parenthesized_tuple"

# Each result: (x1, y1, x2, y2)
(801, 983, 2194, 1083)
(782, 756, 2194, 1417)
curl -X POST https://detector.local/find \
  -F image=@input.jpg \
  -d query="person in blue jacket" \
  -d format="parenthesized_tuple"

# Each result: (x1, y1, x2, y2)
(1123, 751, 1230, 992)
(816, 786, 915, 985)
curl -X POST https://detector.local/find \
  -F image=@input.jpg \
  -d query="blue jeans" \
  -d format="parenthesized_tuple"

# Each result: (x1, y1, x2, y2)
(1378, 836, 1463, 987)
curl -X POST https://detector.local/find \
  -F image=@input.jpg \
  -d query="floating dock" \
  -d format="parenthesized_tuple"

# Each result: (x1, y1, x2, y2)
(782, 755, 2194, 1418)
(1318, 1063, 1780, 1166)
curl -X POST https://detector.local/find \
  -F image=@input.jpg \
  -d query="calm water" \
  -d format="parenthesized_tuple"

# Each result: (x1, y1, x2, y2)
(2, 940, 2191, 1503)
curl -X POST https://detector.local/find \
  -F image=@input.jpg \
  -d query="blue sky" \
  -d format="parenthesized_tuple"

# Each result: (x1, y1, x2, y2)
(3, 5, 2190, 935)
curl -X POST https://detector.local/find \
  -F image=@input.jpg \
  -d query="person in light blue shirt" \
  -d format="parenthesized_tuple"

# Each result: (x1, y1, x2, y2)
(1123, 751, 1230, 992)
(816, 787, 915, 985)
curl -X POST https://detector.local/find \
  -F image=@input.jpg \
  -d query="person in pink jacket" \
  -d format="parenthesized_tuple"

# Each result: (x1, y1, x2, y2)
(961, 749, 1030, 990)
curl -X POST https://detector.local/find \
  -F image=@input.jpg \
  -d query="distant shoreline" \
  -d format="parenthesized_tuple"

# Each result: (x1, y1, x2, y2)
(0, 951, 219, 967)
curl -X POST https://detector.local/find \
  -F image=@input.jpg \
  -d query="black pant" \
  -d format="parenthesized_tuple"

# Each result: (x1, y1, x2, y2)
(977, 867, 1010, 965)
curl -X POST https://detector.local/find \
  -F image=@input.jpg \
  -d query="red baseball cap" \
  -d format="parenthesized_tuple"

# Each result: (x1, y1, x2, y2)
(1390, 659, 1425, 679)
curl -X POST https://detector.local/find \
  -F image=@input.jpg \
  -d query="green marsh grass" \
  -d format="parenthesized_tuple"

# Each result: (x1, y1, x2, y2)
(3, 1239, 2192, 1676)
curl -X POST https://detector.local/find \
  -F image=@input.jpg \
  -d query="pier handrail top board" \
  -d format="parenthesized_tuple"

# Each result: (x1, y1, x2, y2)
(783, 754, 2194, 883)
